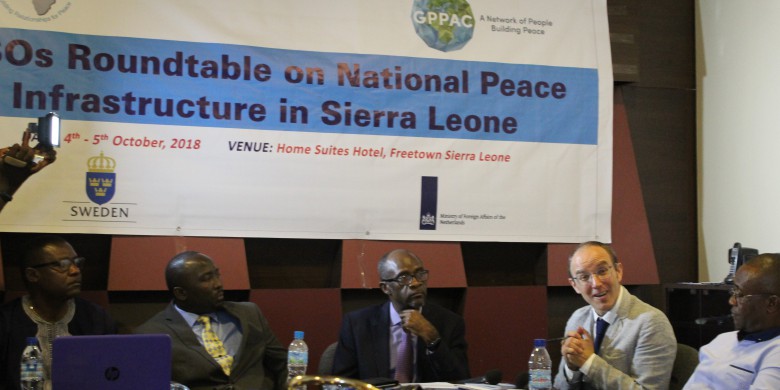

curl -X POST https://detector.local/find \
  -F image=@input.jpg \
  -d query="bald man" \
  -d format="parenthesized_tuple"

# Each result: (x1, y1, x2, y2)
(684, 254, 780, 389)
(135, 251, 287, 390)
(332, 249, 470, 382)
(554, 241, 676, 390)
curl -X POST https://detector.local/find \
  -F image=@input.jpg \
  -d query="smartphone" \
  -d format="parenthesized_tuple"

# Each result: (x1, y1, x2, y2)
(28, 112, 61, 148)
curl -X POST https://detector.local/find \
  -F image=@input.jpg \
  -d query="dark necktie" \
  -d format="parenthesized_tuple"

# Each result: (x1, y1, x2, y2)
(594, 317, 609, 355)
(395, 328, 413, 383)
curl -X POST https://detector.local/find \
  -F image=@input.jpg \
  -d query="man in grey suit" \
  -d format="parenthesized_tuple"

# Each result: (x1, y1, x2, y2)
(135, 251, 288, 390)
(553, 241, 676, 390)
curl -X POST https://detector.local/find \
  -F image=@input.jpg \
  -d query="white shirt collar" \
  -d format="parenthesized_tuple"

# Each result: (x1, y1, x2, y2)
(173, 303, 213, 328)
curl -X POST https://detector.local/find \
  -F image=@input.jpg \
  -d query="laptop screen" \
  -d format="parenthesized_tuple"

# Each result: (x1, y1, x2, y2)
(51, 334, 172, 390)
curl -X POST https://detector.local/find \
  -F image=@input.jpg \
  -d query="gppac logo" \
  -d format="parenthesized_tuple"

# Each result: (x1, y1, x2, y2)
(1, 0, 73, 22)
(86, 152, 116, 205)
(411, 0, 475, 52)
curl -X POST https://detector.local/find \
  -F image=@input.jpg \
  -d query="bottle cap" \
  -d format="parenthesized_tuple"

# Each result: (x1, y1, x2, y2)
(533, 338, 546, 347)
(26, 337, 38, 346)
(294, 330, 304, 339)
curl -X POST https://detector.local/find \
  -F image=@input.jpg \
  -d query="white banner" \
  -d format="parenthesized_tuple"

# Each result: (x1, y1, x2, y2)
(0, 0, 612, 242)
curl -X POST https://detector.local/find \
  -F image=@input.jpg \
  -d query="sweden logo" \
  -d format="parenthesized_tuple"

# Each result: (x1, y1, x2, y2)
(86, 152, 116, 205)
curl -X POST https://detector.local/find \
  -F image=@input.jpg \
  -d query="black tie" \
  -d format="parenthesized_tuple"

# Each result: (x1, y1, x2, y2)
(594, 318, 609, 355)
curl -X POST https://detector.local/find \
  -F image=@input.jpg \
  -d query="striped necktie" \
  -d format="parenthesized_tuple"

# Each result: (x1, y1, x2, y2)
(197, 315, 233, 375)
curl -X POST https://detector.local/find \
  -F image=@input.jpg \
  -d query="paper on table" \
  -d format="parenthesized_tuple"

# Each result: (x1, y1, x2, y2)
(414, 383, 459, 389)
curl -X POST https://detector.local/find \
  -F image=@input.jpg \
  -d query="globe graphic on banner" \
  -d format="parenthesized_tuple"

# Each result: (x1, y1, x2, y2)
(411, 0, 475, 52)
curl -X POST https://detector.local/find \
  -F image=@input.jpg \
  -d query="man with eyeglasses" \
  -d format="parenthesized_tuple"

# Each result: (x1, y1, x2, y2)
(553, 241, 676, 390)
(683, 253, 780, 389)
(332, 249, 470, 382)
(0, 235, 116, 390)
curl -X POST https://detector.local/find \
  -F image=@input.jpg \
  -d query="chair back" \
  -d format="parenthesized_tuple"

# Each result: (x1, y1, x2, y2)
(318, 342, 339, 375)
(669, 343, 699, 390)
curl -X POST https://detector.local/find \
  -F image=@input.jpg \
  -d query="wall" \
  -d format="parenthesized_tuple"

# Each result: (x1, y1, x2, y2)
(697, 0, 780, 282)
(0, 0, 698, 382)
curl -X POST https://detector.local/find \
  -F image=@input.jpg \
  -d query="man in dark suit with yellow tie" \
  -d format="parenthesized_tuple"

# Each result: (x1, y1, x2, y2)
(135, 251, 288, 390)
(332, 249, 470, 382)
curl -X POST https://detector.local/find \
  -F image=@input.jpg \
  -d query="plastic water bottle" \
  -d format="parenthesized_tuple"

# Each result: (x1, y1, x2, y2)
(20, 337, 44, 390)
(287, 331, 308, 387)
(528, 338, 552, 390)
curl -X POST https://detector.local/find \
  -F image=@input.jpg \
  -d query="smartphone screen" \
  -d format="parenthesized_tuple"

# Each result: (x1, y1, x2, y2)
(40, 112, 61, 148)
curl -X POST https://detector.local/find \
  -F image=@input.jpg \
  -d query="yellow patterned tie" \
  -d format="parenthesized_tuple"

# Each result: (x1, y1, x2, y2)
(197, 315, 233, 375)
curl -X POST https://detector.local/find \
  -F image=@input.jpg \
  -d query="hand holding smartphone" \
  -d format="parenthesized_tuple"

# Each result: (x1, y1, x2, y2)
(2, 112, 59, 172)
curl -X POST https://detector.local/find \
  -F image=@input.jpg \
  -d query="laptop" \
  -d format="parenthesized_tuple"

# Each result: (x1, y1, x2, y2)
(51, 334, 172, 390)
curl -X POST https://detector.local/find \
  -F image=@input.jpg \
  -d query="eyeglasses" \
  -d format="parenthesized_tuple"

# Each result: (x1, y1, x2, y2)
(571, 265, 613, 284)
(381, 269, 429, 286)
(28, 257, 85, 273)
(729, 288, 777, 303)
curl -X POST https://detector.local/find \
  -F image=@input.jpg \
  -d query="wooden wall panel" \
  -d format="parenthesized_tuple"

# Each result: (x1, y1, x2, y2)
(622, 86, 697, 284)
(549, 88, 658, 287)
(244, 238, 341, 289)
(548, 243, 578, 285)
(0, 3, 697, 383)
(249, 288, 342, 375)
(609, 88, 659, 285)
(108, 236, 249, 291)
(608, 0, 640, 82)
(0, 240, 4, 291)
(464, 286, 547, 381)
(341, 240, 465, 289)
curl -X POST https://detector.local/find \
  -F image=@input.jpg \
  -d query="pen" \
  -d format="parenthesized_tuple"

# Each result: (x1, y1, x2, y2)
(546, 335, 573, 343)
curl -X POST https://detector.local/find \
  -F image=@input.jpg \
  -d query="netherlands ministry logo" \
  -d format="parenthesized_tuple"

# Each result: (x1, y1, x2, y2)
(411, 0, 475, 52)
(86, 152, 116, 205)
(419, 176, 438, 230)
(420, 213, 436, 226)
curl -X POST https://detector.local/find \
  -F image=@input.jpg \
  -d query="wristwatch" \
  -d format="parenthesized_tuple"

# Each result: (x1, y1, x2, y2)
(426, 337, 442, 351)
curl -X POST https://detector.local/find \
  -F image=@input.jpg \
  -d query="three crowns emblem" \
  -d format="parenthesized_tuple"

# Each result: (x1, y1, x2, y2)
(85, 152, 116, 205)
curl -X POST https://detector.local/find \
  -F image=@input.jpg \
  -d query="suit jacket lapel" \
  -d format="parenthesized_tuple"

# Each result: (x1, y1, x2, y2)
(599, 286, 631, 354)
(370, 302, 392, 377)
(608, 286, 631, 338)
(222, 302, 261, 378)
(163, 303, 224, 374)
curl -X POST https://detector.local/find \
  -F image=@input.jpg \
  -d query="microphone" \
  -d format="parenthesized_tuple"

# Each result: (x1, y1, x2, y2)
(456, 369, 503, 385)
(694, 314, 733, 325)
(514, 372, 529, 389)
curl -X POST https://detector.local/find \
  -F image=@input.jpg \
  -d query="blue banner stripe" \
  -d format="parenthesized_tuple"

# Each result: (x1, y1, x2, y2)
(1, 28, 598, 145)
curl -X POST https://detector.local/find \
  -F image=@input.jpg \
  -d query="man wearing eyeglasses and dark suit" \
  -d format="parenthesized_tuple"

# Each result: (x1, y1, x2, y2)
(0, 235, 116, 390)
(553, 241, 676, 390)
(332, 249, 470, 383)
(683, 254, 780, 389)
